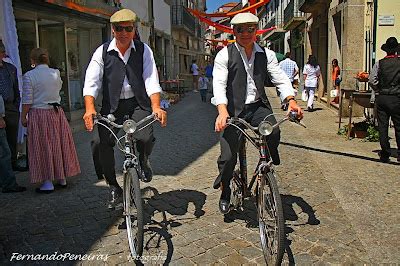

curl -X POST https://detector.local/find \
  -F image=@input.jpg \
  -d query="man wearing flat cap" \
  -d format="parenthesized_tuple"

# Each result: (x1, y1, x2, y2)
(83, 9, 167, 208)
(212, 12, 303, 214)
(369, 36, 400, 163)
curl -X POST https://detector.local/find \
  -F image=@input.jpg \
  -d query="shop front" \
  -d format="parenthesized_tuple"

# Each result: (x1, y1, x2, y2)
(13, 0, 117, 118)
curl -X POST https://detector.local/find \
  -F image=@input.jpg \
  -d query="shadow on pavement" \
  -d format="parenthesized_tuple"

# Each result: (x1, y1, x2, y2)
(150, 92, 219, 176)
(223, 200, 258, 228)
(281, 141, 400, 165)
(282, 194, 320, 265)
(128, 187, 207, 264)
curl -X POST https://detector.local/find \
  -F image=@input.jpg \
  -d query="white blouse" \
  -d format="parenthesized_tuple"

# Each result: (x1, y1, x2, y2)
(22, 64, 62, 109)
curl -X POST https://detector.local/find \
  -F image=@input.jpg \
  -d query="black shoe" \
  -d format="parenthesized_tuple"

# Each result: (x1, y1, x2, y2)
(378, 151, 390, 163)
(141, 159, 153, 183)
(35, 188, 53, 194)
(54, 183, 67, 189)
(107, 186, 123, 209)
(12, 165, 28, 172)
(219, 186, 231, 214)
(307, 107, 313, 112)
(2, 185, 27, 193)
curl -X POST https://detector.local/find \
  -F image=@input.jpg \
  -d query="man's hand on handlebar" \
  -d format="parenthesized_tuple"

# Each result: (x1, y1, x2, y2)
(152, 107, 167, 127)
(287, 97, 303, 120)
(215, 104, 230, 132)
(83, 109, 96, 132)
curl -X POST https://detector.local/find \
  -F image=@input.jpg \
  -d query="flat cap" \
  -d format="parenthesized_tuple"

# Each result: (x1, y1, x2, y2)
(230, 12, 259, 25)
(110, 9, 138, 23)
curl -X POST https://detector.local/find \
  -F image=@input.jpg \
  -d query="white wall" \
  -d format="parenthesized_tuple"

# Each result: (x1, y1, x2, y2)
(154, 1, 171, 35)
(120, 0, 151, 43)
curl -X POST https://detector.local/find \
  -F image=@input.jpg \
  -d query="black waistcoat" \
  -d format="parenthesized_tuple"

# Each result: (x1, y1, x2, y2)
(227, 44, 271, 117)
(378, 56, 400, 95)
(100, 40, 151, 115)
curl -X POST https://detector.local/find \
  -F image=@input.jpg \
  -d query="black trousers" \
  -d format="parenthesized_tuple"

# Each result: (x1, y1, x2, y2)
(4, 104, 19, 166)
(214, 101, 280, 189)
(376, 95, 400, 158)
(98, 98, 154, 187)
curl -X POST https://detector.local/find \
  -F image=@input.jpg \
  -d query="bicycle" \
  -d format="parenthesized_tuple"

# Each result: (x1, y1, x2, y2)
(94, 113, 158, 262)
(226, 110, 305, 265)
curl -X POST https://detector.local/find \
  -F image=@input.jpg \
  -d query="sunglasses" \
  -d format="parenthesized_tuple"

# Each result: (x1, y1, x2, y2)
(114, 25, 134, 33)
(235, 26, 256, 34)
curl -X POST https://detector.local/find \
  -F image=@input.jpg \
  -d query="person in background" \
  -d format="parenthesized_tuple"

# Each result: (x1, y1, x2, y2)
(0, 40, 24, 171)
(330, 59, 341, 104)
(191, 59, 199, 92)
(205, 59, 214, 93)
(303, 55, 321, 112)
(0, 95, 26, 193)
(369, 36, 400, 163)
(198, 72, 209, 102)
(279, 52, 299, 110)
(21, 48, 81, 193)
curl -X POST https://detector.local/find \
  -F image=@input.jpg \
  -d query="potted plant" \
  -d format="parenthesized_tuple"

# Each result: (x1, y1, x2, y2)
(351, 120, 369, 138)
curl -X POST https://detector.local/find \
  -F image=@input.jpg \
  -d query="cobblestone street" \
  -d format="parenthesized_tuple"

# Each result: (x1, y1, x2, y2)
(1, 90, 399, 265)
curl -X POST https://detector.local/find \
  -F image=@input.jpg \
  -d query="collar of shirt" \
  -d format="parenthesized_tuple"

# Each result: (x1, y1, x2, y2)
(35, 64, 49, 69)
(107, 38, 136, 64)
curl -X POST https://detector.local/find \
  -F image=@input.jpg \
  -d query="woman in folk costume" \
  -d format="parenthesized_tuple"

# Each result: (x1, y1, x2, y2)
(21, 48, 80, 193)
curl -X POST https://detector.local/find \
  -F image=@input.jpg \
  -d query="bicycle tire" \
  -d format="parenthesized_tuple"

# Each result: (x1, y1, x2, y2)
(257, 170, 285, 265)
(124, 168, 144, 260)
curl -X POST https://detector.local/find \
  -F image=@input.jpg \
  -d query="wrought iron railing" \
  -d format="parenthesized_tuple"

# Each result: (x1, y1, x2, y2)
(171, 5, 195, 33)
(284, 0, 305, 25)
(266, 16, 284, 29)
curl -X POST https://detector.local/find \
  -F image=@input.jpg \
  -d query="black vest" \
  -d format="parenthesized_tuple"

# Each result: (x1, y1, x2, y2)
(227, 44, 271, 117)
(378, 56, 400, 95)
(100, 40, 151, 115)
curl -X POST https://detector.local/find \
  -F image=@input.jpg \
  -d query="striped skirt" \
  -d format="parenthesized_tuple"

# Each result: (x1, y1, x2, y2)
(27, 108, 81, 183)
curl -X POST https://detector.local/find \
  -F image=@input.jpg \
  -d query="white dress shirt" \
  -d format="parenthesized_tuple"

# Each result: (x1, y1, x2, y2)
(212, 42, 295, 106)
(83, 38, 162, 99)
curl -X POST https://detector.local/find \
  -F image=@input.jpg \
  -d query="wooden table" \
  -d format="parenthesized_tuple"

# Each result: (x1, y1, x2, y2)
(160, 79, 185, 96)
(338, 88, 375, 139)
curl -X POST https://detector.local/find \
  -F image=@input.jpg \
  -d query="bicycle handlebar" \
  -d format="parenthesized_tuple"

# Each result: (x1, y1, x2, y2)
(226, 110, 305, 137)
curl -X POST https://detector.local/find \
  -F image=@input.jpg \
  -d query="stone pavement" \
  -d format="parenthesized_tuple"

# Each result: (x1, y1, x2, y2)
(0, 89, 399, 265)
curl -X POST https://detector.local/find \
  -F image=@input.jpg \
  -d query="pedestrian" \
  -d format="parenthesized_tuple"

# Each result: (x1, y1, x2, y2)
(190, 59, 199, 92)
(205, 60, 214, 93)
(198, 72, 208, 102)
(21, 47, 81, 193)
(330, 58, 341, 104)
(212, 12, 303, 214)
(0, 95, 26, 193)
(83, 9, 167, 209)
(303, 55, 321, 112)
(279, 52, 299, 110)
(0, 40, 25, 171)
(368, 36, 400, 163)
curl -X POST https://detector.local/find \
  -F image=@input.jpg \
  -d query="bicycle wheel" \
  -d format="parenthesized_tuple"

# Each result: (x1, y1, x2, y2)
(257, 170, 285, 265)
(124, 168, 144, 260)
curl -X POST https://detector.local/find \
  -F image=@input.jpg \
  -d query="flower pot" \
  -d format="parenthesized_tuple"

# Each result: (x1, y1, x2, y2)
(353, 130, 367, 139)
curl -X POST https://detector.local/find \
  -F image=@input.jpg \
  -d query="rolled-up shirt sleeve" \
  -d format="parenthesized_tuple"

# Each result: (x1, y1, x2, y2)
(368, 61, 379, 91)
(83, 45, 104, 99)
(22, 73, 33, 104)
(265, 48, 295, 102)
(143, 43, 162, 97)
(212, 47, 229, 105)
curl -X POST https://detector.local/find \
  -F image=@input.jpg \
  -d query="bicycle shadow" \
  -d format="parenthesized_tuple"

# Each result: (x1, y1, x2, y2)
(281, 194, 320, 265)
(222, 199, 258, 228)
(119, 187, 207, 265)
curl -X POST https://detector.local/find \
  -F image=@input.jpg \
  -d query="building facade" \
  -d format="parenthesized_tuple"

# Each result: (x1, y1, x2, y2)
(6, 0, 118, 121)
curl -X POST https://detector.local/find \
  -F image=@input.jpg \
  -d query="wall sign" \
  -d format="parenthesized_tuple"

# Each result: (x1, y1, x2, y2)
(378, 15, 395, 26)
